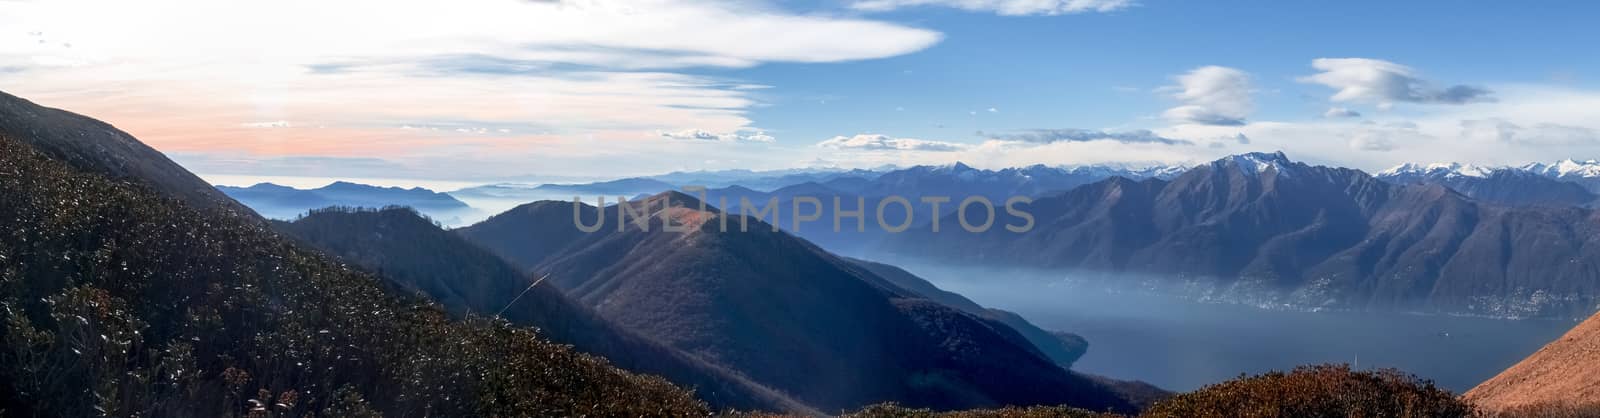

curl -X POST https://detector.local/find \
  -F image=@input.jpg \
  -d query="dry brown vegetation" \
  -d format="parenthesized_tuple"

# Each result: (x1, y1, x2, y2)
(0, 134, 707, 416)
(1142, 364, 1475, 418)
(1480, 403, 1600, 418)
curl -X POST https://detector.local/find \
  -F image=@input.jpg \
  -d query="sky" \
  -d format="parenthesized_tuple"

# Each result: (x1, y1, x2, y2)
(4, 0, 1600, 184)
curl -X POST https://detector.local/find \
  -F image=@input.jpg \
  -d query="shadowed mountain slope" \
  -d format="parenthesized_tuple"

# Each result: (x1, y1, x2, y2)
(274, 207, 804, 412)
(846, 258, 1090, 368)
(460, 192, 1136, 413)
(0, 122, 705, 416)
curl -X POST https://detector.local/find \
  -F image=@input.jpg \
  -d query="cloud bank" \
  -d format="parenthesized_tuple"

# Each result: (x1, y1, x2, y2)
(983, 129, 1193, 145)
(659, 129, 776, 143)
(818, 134, 968, 151)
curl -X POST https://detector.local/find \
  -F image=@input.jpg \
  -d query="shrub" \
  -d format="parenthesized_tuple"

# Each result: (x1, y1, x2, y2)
(1142, 364, 1475, 418)
(1481, 403, 1600, 418)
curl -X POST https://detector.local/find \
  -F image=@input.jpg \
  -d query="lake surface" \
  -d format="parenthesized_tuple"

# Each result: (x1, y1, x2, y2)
(897, 264, 1577, 393)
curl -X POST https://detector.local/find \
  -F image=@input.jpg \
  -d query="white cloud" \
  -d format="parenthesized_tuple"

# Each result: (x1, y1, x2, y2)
(851, 0, 1133, 15)
(0, 0, 937, 177)
(240, 120, 292, 128)
(659, 129, 776, 143)
(982, 129, 1192, 145)
(1459, 119, 1599, 146)
(1323, 107, 1361, 118)
(1149, 85, 1600, 173)
(1344, 124, 1425, 152)
(1300, 58, 1493, 107)
(1162, 65, 1252, 126)
(818, 134, 968, 151)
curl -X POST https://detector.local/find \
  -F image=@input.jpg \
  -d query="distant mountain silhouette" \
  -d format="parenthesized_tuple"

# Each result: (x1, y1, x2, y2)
(681, 164, 1182, 255)
(647, 167, 891, 190)
(460, 192, 1138, 413)
(275, 208, 806, 412)
(884, 152, 1600, 318)
(218, 181, 474, 222)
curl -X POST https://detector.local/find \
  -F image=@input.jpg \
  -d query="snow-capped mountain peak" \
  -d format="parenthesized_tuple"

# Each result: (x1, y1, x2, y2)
(1378, 162, 1494, 179)
(1523, 159, 1600, 179)
(1214, 151, 1296, 177)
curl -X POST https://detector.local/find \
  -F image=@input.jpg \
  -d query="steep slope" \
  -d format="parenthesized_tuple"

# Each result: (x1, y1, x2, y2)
(847, 258, 1089, 368)
(1378, 163, 1595, 207)
(462, 193, 1136, 413)
(883, 152, 1600, 318)
(456, 200, 602, 271)
(0, 90, 246, 214)
(0, 129, 704, 415)
(275, 208, 802, 412)
(1465, 313, 1600, 411)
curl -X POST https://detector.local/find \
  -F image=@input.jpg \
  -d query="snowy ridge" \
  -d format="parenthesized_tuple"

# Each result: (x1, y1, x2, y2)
(1522, 159, 1600, 179)
(1378, 162, 1495, 179)
(1213, 151, 1297, 177)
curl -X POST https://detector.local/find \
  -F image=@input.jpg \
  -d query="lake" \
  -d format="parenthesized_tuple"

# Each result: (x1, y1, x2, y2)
(896, 263, 1578, 393)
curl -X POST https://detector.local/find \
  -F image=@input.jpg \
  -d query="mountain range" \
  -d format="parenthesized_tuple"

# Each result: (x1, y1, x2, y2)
(218, 181, 475, 224)
(15, 86, 1600, 414)
(0, 90, 1155, 414)
(883, 151, 1600, 319)
(1377, 162, 1598, 207)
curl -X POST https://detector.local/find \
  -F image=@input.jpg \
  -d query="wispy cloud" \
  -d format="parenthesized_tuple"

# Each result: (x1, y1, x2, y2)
(1459, 119, 1599, 146)
(240, 120, 292, 128)
(0, 0, 938, 177)
(1300, 58, 1494, 107)
(818, 134, 968, 151)
(1323, 107, 1361, 118)
(982, 128, 1193, 145)
(851, 0, 1134, 16)
(659, 129, 776, 143)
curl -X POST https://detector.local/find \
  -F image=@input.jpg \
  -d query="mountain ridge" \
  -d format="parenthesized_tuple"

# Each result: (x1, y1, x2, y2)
(0, 107, 708, 416)
(460, 191, 1141, 412)
(883, 151, 1600, 319)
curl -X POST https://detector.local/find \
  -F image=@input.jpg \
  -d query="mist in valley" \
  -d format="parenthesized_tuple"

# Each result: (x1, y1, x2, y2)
(875, 259, 1575, 393)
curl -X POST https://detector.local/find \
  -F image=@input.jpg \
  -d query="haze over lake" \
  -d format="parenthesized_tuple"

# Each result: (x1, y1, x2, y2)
(896, 263, 1576, 392)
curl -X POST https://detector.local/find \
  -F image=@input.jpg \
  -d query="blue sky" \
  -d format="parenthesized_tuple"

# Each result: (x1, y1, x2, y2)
(5, 0, 1600, 184)
(738, 0, 1597, 146)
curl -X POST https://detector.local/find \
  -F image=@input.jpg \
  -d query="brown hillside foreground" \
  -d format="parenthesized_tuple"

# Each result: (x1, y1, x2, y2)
(1466, 312, 1600, 411)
